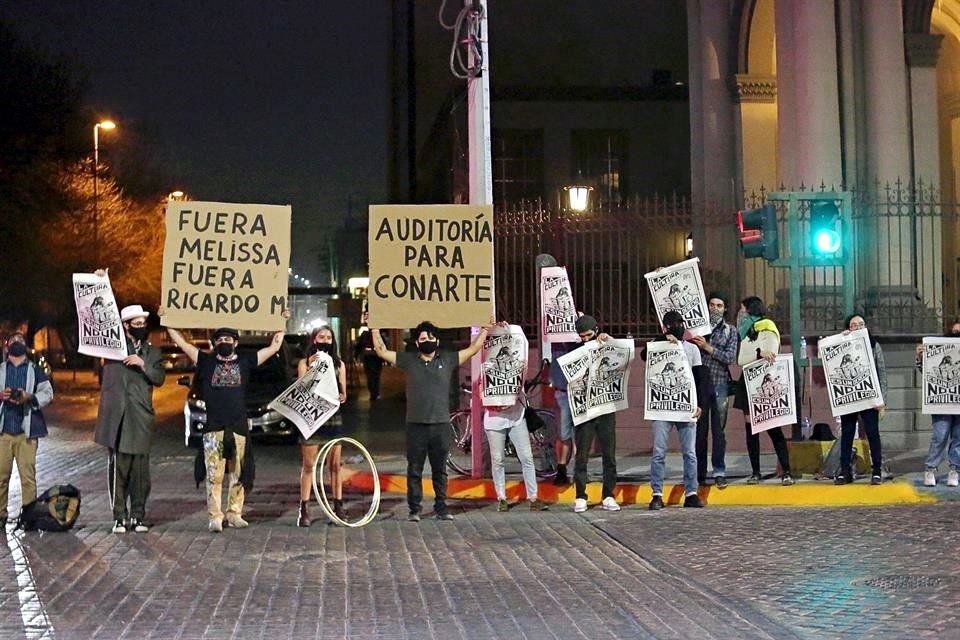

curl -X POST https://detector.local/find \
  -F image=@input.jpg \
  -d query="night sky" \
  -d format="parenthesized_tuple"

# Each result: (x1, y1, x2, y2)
(2, 1, 392, 283)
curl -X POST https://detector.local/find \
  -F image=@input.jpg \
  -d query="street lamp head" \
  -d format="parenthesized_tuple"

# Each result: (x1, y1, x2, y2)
(168, 190, 186, 201)
(564, 185, 593, 212)
(98, 120, 116, 130)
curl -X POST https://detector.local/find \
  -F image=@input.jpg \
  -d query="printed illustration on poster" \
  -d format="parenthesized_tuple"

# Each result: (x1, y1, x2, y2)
(921, 338, 960, 415)
(643, 340, 698, 422)
(269, 352, 341, 440)
(73, 272, 129, 360)
(558, 338, 635, 426)
(481, 325, 528, 407)
(743, 355, 797, 434)
(540, 266, 578, 343)
(819, 328, 885, 417)
(643, 258, 711, 337)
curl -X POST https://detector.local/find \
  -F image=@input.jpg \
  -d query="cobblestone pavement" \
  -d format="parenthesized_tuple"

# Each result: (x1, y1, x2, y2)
(0, 382, 956, 639)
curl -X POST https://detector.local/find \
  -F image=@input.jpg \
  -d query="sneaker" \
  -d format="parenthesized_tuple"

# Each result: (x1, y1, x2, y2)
(553, 467, 569, 486)
(949, 470, 959, 487)
(225, 514, 249, 528)
(529, 499, 549, 511)
(496, 499, 509, 512)
(407, 512, 421, 522)
(573, 498, 588, 513)
(747, 473, 762, 484)
(111, 520, 127, 534)
(871, 474, 882, 485)
(601, 497, 621, 512)
(924, 469, 937, 487)
(208, 518, 223, 533)
(129, 518, 149, 533)
(436, 512, 455, 521)
(781, 474, 795, 486)
(714, 475, 727, 488)
(834, 473, 851, 485)
(683, 494, 705, 508)
(648, 495, 664, 511)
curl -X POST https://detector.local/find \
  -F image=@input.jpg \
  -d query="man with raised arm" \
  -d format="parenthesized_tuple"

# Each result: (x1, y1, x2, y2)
(167, 314, 287, 533)
(372, 321, 489, 521)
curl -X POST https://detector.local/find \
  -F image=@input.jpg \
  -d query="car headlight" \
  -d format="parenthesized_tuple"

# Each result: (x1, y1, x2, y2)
(188, 398, 206, 411)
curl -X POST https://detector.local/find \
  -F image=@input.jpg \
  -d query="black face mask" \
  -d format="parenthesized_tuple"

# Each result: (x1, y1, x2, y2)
(215, 343, 235, 358)
(309, 343, 333, 355)
(128, 326, 148, 342)
(417, 341, 438, 355)
(7, 342, 26, 357)
(667, 326, 685, 340)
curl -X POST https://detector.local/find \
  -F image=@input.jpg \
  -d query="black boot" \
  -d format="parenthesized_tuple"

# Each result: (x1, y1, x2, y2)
(333, 498, 346, 520)
(297, 501, 311, 527)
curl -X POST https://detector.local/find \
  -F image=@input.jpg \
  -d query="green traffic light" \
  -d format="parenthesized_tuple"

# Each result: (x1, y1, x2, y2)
(814, 229, 841, 254)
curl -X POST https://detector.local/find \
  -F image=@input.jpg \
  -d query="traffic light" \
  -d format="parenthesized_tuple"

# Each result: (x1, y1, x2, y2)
(737, 204, 778, 261)
(809, 201, 842, 256)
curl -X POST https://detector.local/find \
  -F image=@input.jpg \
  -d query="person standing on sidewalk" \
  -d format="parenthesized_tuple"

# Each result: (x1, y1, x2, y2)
(834, 314, 886, 485)
(548, 340, 577, 485)
(372, 320, 490, 521)
(570, 315, 621, 514)
(167, 317, 287, 533)
(353, 312, 385, 402)
(0, 332, 54, 526)
(94, 304, 165, 534)
(690, 292, 737, 488)
(642, 311, 707, 510)
(918, 319, 960, 487)
(733, 296, 794, 485)
(296, 325, 347, 527)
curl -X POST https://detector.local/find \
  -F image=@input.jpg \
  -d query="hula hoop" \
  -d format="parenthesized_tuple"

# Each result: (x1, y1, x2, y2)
(312, 436, 380, 527)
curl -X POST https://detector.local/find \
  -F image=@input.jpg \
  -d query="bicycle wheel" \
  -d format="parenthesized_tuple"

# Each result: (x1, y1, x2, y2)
(446, 410, 472, 475)
(530, 409, 558, 478)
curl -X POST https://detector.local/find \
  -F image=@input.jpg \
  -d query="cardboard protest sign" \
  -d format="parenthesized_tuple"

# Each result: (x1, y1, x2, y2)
(481, 325, 528, 407)
(643, 258, 711, 337)
(72, 272, 128, 360)
(819, 328, 885, 417)
(921, 338, 960, 415)
(558, 338, 635, 426)
(540, 266, 578, 343)
(743, 355, 797, 434)
(269, 352, 341, 440)
(643, 341, 698, 422)
(161, 201, 291, 331)
(367, 204, 495, 328)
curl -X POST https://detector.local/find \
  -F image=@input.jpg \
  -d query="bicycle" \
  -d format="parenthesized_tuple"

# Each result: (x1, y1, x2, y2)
(446, 362, 558, 478)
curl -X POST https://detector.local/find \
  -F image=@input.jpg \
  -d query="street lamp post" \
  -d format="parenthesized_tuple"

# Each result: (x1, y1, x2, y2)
(92, 120, 116, 266)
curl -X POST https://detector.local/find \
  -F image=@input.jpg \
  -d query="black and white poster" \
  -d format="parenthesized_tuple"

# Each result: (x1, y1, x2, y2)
(643, 341, 698, 422)
(481, 325, 527, 407)
(269, 352, 341, 440)
(72, 272, 128, 360)
(921, 337, 960, 415)
(643, 258, 711, 337)
(819, 328, 885, 417)
(743, 355, 797, 434)
(558, 338, 635, 425)
(540, 266, 578, 343)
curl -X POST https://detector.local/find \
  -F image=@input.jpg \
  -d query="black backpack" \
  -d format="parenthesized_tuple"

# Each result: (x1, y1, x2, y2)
(17, 485, 81, 532)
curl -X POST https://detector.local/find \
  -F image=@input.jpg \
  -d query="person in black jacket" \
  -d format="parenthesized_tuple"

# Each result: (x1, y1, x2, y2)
(641, 311, 709, 509)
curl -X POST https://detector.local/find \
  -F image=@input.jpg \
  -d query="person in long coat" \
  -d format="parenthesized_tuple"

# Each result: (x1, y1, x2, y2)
(94, 303, 165, 534)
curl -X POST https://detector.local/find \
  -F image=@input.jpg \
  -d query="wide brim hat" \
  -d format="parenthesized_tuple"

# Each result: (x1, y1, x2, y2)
(120, 305, 150, 322)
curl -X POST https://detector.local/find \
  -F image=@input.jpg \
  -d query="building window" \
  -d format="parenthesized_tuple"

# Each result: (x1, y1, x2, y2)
(492, 129, 544, 205)
(571, 130, 628, 204)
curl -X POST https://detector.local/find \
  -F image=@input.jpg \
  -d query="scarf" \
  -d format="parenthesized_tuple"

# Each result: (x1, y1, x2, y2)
(739, 315, 780, 341)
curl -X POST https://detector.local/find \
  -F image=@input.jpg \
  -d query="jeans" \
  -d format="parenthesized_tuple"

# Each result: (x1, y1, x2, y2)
(555, 389, 574, 442)
(406, 422, 451, 515)
(745, 425, 791, 476)
(925, 414, 960, 470)
(651, 420, 698, 496)
(486, 423, 538, 501)
(573, 413, 617, 500)
(839, 409, 882, 475)
(696, 383, 729, 479)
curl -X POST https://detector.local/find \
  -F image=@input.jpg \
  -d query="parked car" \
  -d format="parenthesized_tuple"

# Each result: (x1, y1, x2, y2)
(159, 343, 198, 372)
(179, 341, 295, 447)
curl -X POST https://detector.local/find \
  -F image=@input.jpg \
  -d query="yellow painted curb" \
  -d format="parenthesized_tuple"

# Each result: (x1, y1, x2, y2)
(342, 470, 936, 507)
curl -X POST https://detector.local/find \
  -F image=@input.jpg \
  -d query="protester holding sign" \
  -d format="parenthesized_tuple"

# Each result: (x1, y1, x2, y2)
(733, 297, 794, 485)
(641, 311, 707, 509)
(918, 320, 960, 487)
(94, 300, 165, 534)
(295, 326, 347, 526)
(548, 340, 577, 485)
(371, 320, 490, 521)
(166, 315, 287, 533)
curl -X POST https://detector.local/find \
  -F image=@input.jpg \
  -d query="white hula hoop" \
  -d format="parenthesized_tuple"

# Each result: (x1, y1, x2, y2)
(312, 436, 380, 528)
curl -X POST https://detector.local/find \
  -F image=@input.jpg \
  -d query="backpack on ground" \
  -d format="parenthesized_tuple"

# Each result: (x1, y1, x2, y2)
(17, 484, 81, 532)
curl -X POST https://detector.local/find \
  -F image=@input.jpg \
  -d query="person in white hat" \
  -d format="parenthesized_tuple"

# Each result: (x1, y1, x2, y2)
(94, 301, 165, 534)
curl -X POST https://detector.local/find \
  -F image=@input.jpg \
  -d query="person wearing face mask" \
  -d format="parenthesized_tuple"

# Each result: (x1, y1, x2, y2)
(0, 332, 54, 527)
(641, 311, 708, 509)
(167, 315, 287, 533)
(371, 319, 490, 521)
(917, 319, 960, 487)
(296, 325, 347, 526)
(690, 291, 738, 488)
(733, 296, 794, 485)
(94, 303, 165, 534)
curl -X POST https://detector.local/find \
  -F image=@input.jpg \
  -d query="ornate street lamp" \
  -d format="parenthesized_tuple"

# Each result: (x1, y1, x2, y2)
(564, 184, 593, 212)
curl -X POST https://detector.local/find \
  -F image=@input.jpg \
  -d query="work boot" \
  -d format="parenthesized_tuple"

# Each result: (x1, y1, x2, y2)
(297, 501, 311, 527)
